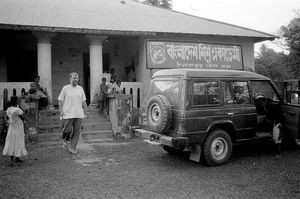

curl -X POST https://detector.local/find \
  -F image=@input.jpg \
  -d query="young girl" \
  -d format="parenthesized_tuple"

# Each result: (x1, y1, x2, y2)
(3, 96, 27, 165)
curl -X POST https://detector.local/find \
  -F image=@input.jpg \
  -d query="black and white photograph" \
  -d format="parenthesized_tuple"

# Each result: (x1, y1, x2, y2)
(0, 0, 299, 198)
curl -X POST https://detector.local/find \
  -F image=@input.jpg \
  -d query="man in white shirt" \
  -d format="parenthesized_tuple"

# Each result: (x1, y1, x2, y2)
(58, 72, 88, 154)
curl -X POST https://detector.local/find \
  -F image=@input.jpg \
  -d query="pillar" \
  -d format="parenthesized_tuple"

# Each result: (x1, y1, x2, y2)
(34, 32, 56, 108)
(87, 35, 107, 106)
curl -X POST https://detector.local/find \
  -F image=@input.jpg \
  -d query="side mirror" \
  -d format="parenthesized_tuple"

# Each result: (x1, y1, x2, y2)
(291, 93, 299, 105)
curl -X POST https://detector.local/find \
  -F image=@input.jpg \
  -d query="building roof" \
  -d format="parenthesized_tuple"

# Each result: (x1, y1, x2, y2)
(0, 0, 275, 42)
(153, 69, 269, 80)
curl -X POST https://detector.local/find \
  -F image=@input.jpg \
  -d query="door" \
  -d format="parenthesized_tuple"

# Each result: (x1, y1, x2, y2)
(185, 80, 224, 136)
(250, 80, 281, 133)
(282, 80, 300, 139)
(221, 80, 257, 139)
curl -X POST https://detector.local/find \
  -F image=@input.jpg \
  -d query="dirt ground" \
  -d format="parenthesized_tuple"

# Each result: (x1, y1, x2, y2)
(0, 138, 299, 199)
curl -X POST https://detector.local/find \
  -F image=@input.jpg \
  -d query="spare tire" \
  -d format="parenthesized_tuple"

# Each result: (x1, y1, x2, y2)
(146, 95, 172, 134)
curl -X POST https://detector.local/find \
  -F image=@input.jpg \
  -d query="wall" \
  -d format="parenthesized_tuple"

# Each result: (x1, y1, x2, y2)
(51, 34, 89, 105)
(103, 37, 139, 82)
(136, 34, 256, 105)
(51, 35, 141, 105)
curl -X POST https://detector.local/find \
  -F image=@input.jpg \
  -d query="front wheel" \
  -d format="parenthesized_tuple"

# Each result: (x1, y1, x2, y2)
(204, 129, 232, 166)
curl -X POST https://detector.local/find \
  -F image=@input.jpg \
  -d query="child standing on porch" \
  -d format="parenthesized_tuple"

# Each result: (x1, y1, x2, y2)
(99, 77, 109, 115)
(2, 96, 27, 166)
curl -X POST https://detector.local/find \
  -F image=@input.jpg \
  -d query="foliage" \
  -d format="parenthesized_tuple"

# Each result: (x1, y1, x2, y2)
(255, 44, 291, 82)
(280, 11, 300, 77)
(144, 0, 172, 9)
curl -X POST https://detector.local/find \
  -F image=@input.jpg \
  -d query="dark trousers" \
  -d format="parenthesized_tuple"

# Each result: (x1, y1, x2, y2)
(99, 94, 108, 114)
(62, 118, 82, 149)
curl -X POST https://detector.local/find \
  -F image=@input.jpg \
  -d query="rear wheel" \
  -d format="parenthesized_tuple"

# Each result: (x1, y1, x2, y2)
(204, 129, 232, 166)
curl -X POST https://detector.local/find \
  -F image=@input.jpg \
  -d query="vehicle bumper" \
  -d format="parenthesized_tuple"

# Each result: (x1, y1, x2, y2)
(135, 129, 189, 149)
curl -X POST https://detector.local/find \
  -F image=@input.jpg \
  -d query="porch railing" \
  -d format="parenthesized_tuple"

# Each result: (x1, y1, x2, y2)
(0, 82, 30, 110)
(121, 82, 144, 108)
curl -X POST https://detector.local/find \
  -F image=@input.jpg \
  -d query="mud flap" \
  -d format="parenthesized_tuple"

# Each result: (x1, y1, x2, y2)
(189, 144, 201, 162)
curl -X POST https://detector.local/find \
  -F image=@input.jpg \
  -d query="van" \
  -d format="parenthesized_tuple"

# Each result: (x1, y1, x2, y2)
(136, 69, 300, 166)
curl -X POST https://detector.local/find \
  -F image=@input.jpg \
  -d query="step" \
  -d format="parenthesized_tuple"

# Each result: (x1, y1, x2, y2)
(83, 116, 110, 123)
(39, 118, 62, 126)
(84, 138, 114, 143)
(39, 116, 109, 123)
(37, 131, 113, 143)
(38, 132, 61, 142)
(38, 126, 61, 134)
(81, 122, 112, 131)
(39, 110, 60, 118)
(82, 130, 113, 141)
(39, 117, 109, 126)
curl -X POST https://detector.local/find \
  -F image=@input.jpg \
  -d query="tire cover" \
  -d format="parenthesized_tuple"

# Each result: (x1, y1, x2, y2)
(146, 95, 172, 134)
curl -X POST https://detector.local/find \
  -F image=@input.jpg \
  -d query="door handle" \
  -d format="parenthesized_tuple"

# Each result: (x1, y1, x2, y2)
(227, 112, 234, 116)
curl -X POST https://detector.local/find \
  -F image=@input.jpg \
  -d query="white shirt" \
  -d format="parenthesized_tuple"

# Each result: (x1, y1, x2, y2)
(107, 82, 116, 93)
(58, 84, 86, 119)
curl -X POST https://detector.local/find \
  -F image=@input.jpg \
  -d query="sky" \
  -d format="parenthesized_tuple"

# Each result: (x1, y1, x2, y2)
(172, 0, 299, 53)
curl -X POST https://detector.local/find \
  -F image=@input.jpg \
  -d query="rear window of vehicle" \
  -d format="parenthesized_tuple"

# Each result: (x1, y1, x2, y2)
(150, 79, 182, 106)
(191, 81, 220, 106)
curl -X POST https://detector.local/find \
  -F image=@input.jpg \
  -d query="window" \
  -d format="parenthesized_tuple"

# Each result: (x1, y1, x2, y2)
(221, 81, 250, 104)
(151, 80, 181, 106)
(192, 81, 220, 105)
(251, 81, 279, 101)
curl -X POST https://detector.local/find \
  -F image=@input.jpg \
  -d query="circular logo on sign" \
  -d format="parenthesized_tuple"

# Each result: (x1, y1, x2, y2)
(150, 46, 165, 65)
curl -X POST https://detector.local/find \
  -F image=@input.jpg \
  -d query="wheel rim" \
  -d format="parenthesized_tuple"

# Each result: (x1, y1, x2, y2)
(149, 103, 161, 122)
(211, 137, 228, 161)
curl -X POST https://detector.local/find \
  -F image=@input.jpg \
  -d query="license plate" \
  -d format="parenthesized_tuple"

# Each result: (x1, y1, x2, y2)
(150, 134, 160, 142)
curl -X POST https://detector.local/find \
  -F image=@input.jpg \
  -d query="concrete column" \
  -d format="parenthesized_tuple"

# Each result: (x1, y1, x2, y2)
(87, 35, 107, 106)
(34, 32, 56, 109)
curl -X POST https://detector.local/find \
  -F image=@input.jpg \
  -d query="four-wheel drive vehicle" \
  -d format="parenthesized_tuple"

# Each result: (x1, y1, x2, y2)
(136, 69, 300, 166)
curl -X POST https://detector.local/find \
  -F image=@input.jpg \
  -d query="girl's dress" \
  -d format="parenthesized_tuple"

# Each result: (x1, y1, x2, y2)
(2, 107, 27, 157)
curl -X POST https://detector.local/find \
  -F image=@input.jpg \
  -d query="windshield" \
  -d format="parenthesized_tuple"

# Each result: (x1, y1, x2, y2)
(251, 80, 279, 101)
(149, 79, 182, 106)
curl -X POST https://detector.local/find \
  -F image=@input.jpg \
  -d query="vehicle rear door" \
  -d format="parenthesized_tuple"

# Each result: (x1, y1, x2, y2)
(281, 80, 300, 139)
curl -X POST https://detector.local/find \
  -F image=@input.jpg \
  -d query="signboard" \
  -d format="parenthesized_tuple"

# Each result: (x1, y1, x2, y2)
(146, 41, 243, 70)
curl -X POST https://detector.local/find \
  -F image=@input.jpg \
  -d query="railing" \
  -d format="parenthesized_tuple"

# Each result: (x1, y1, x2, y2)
(0, 82, 30, 110)
(121, 82, 144, 108)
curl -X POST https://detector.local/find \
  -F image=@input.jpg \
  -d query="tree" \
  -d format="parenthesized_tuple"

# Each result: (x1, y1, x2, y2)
(255, 44, 291, 83)
(144, 0, 172, 9)
(280, 11, 300, 77)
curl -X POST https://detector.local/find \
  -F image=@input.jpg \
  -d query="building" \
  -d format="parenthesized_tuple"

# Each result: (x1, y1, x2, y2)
(0, 0, 275, 110)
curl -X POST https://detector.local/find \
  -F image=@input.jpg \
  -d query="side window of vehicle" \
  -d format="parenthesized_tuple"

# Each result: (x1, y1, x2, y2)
(193, 81, 220, 106)
(221, 81, 250, 104)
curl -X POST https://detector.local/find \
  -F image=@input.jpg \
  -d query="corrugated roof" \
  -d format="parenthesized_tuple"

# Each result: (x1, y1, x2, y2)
(0, 0, 275, 41)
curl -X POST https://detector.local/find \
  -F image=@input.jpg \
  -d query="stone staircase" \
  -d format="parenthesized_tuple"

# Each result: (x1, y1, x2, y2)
(37, 108, 114, 145)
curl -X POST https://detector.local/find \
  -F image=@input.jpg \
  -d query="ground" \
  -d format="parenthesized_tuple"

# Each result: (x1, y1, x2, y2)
(0, 138, 299, 199)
